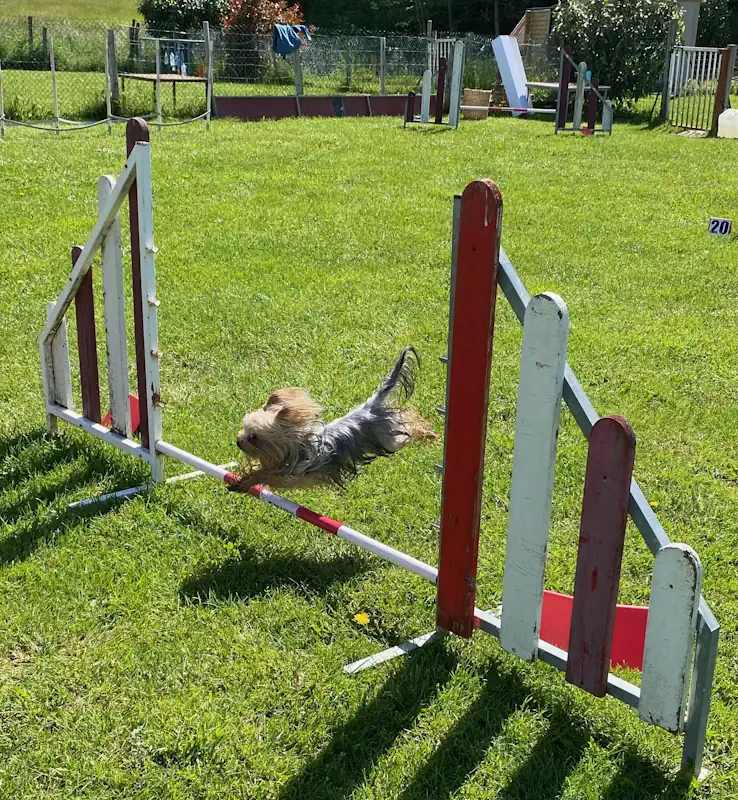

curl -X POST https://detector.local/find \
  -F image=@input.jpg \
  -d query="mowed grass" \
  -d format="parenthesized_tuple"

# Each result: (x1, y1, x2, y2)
(1, 69, 421, 123)
(0, 0, 139, 22)
(0, 118, 736, 798)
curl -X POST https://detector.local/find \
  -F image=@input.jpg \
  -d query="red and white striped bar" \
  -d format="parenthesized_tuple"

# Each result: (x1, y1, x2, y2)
(155, 440, 439, 585)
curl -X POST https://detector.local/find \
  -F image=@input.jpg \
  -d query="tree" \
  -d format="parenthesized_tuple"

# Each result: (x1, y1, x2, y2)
(552, 0, 679, 105)
(225, 0, 307, 32)
(138, 0, 230, 30)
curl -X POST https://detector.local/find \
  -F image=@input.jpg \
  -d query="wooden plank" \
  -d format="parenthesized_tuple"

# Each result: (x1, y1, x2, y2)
(47, 301, 73, 409)
(447, 41, 465, 128)
(710, 47, 731, 136)
(126, 119, 151, 450)
(555, 46, 572, 131)
(573, 61, 585, 130)
(434, 56, 447, 124)
(566, 416, 636, 696)
(500, 292, 569, 661)
(420, 69, 432, 122)
(436, 179, 503, 638)
(133, 130, 164, 482)
(98, 175, 131, 437)
(40, 152, 138, 345)
(640, 543, 702, 732)
(587, 77, 599, 130)
(73, 245, 101, 424)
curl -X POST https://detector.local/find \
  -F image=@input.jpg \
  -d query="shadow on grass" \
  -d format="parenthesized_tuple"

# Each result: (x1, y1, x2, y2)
(0, 427, 150, 564)
(180, 550, 366, 603)
(603, 750, 693, 800)
(278, 647, 458, 800)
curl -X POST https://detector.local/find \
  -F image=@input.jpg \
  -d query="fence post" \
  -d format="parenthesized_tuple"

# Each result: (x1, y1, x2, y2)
(104, 32, 112, 133)
(344, 48, 351, 87)
(28, 16, 33, 59)
(129, 20, 135, 62)
(0, 59, 5, 138)
(426, 19, 433, 71)
(660, 18, 677, 122)
(204, 21, 213, 130)
(155, 38, 162, 132)
(107, 29, 120, 104)
(49, 36, 59, 133)
(379, 36, 386, 95)
(709, 45, 735, 136)
(293, 48, 303, 96)
(41, 25, 48, 62)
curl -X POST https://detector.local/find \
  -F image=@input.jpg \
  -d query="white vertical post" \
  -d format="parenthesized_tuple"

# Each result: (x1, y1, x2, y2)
(573, 60, 585, 130)
(0, 58, 5, 138)
(640, 543, 702, 733)
(46, 302, 73, 410)
(447, 40, 465, 128)
(379, 36, 386, 95)
(98, 175, 131, 438)
(155, 38, 162, 132)
(104, 32, 112, 134)
(204, 21, 213, 130)
(133, 143, 164, 482)
(40, 336, 57, 434)
(49, 36, 59, 134)
(602, 99, 613, 133)
(500, 293, 569, 661)
(420, 68, 431, 122)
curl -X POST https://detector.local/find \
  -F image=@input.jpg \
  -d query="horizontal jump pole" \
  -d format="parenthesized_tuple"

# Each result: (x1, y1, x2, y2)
(154, 440, 439, 585)
(460, 105, 557, 114)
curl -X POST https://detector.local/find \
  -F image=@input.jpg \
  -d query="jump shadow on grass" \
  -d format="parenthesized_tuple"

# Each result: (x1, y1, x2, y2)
(278, 647, 458, 800)
(397, 652, 692, 800)
(0, 427, 150, 565)
(180, 549, 366, 603)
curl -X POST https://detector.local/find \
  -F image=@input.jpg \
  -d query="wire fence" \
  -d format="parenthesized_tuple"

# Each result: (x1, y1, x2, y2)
(2, 15, 725, 130)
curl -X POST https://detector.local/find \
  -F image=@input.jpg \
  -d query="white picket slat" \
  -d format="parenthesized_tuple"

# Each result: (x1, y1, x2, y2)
(500, 292, 569, 660)
(98, 175, 131, 437)
(640, 543, 703, 733)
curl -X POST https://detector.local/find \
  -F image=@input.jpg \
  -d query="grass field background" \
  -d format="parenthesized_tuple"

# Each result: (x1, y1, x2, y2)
(0, 117, 736, 798)
(0, 0, 139, 22)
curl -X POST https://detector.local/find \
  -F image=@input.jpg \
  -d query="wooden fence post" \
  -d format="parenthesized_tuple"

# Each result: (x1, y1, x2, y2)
(379, 36, 386, 95)
(107, 29, 120, 103)
(660, 18, 677, 121)
(28, 16, 33, 58)
(41, 25, 48, 62)
(709, 45, 735, 136)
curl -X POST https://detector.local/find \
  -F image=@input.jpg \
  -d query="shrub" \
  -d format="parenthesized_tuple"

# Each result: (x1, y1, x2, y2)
(138, 0, 231, 31)
(224, 1, 307, 32)
(551, 0, 679, 105)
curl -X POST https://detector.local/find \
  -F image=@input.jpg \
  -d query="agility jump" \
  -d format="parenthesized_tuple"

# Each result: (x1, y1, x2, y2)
(40, 119, 716, 779)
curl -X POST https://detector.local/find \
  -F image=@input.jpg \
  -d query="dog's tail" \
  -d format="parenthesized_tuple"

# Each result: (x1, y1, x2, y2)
(373, 346, 419, 407)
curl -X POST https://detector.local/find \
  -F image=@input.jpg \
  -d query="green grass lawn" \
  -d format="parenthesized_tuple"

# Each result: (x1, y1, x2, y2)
(0, 69, 422, 122)
(0, 117, 736, 798)
(0, 0, 139, 22)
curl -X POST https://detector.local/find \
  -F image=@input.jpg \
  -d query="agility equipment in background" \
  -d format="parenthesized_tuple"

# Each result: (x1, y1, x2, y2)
(403, 40, 466, 129)
(555, 46, 613, 134)
(40, 119, 715, 780)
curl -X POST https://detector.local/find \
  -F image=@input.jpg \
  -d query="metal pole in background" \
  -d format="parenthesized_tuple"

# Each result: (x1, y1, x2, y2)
(155, 38, 162, 132)
(379, 36, 386, 95)
(204, 21, 213, 130)
(104, 31, 113, 134)
(49, 36, 60, 134)
(0, 59, 5, 138)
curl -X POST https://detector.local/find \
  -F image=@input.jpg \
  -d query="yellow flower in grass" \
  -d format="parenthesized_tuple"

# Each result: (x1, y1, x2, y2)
(353, 612, 370, 626)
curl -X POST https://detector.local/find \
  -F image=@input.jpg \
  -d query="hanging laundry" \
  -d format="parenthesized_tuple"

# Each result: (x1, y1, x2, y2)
(272, 24, 312, 58)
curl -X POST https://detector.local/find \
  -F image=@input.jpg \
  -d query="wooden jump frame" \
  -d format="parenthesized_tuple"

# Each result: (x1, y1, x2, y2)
(40, 119, 716, 780)
(403, 40, 466, 129)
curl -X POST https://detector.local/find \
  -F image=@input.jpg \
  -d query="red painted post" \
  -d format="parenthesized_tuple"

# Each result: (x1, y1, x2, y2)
(435, 56, 447, 124)
(587, 77, 599, 131)
(126, 118, 150, 447)
(436, 180, 502, 638)
(556, 46, 572, 132)
(73, 246, 101, 423)
(566, 416, 636, 696)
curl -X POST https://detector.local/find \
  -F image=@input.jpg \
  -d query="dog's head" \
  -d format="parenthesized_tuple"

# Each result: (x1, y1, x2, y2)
(236, 388, 322, 468)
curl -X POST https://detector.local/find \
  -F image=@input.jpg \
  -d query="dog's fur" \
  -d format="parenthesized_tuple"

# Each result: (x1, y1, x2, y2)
(232, 347, 435, 490)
